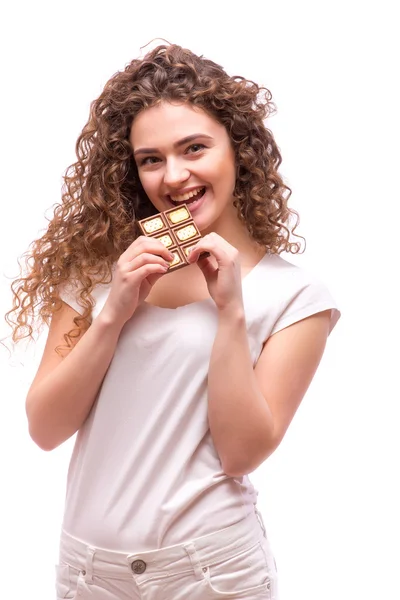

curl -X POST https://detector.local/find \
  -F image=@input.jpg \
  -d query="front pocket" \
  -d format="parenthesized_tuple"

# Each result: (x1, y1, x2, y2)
(55, 564, 71, 599)
(202, 541, 272, 598)
(55, 564, 88, 600)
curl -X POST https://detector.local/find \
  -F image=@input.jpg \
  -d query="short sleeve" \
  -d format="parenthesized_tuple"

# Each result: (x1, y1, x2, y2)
(58, 280, 85, 315)
(270, 278, 341, 337)
(57, 277, 112, 321)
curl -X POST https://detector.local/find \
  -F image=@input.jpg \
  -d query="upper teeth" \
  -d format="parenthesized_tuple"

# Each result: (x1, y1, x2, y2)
(170, 187, 203, 202)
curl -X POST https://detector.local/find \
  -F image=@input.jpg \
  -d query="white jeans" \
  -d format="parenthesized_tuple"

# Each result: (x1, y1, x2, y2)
(55, 508, 278, 599)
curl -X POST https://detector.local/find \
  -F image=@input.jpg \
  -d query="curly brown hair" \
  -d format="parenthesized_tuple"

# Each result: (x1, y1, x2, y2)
(5, 42, 304, 350)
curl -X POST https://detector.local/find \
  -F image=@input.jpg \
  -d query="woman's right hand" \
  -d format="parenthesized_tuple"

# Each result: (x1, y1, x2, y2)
(99, 236, 174, 327)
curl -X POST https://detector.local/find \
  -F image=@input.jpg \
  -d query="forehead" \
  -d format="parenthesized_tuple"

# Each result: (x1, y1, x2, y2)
(130, 101, 225, 148)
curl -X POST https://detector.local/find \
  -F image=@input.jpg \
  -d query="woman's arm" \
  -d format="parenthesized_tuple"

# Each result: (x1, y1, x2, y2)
(26, 303, 124, 451)
(208, 307, 331, 477)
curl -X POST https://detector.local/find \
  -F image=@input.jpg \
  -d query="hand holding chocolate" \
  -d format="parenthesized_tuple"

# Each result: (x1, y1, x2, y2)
(138, 205, 208, 272)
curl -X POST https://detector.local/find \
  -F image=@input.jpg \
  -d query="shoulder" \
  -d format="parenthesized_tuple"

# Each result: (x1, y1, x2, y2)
(245, 252, 340, 340)
(256, 253, 335, 296)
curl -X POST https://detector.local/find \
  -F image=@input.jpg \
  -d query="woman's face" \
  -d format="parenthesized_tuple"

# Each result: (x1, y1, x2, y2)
(130, 101, 236, 232)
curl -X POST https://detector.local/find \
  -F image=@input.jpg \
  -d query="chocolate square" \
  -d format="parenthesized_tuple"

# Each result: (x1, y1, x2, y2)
(164, 205, 192, 226)
(152, 231, 175, 249)
(139, 213, 168, 235)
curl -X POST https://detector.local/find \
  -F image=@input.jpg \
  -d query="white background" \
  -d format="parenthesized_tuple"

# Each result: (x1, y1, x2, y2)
(0, 1, 399, 599)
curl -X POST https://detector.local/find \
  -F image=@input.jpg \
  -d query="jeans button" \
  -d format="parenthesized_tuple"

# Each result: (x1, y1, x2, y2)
(131, 559, 147, 574)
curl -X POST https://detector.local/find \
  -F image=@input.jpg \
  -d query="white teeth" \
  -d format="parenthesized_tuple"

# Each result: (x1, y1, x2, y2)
(170, 187, 204, 202)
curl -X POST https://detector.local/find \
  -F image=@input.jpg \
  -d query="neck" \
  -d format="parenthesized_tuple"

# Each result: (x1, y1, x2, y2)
(203, 203, 265, 264)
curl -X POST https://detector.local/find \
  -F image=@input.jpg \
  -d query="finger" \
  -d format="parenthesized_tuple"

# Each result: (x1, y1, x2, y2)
(127, 252, 171, 271)
(188, 234, 236, 265)
(186, 240, 211, 263)
(122, 236, 175, 263)
(131, 262, 169, 282)
(133, 237, 175, 261)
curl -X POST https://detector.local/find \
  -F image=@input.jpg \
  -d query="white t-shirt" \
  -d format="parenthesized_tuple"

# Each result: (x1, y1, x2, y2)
(59, 253, 340, 551)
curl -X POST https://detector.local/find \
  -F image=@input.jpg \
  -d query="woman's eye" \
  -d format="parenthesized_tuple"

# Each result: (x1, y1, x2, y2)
(140, 156, 160, 166)
(186, 143, 206, 154)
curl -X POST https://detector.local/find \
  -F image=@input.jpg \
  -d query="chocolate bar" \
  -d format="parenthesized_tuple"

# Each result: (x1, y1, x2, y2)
(138, 204, 208, 271)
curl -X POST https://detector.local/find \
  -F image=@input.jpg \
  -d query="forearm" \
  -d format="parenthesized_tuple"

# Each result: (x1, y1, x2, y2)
(208, 308, 274, 476)
(26, 313, 123, 451)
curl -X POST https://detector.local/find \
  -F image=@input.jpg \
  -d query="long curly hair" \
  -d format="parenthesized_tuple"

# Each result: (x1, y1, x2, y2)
(5, 42, 304, 350)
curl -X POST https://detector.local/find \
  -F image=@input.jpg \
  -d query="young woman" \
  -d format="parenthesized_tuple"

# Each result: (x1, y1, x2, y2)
(7, 43, 340, 599)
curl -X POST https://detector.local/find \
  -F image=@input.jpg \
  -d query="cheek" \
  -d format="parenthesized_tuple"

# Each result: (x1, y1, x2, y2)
(212, 158, 236, 192)
(209, 149, 235, 184)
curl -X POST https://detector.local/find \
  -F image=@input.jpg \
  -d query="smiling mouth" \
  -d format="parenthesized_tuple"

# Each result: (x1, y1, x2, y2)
(169, 187, 206, 206)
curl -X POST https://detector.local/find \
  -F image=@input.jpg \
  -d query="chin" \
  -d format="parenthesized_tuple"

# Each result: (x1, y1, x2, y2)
(195, 217, 215, 235)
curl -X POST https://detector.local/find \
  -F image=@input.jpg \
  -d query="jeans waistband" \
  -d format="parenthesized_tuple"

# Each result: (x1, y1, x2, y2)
(60, 508, 267, 582)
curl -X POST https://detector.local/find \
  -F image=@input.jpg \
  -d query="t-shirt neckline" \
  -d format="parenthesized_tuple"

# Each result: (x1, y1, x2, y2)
(142, 251, 271, 312)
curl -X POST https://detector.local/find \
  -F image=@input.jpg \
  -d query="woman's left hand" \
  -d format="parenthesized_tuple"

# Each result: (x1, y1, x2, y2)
(188, 233, 244, 313)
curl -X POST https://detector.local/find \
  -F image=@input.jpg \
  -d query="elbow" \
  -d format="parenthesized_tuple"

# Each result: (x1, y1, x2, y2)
(223, 457, 269, 478)
(26, 403, 60, 452)
(223, 465, 247, 478)
(28, 423, 59, 452)
(222, 441, 278, 478)
(223, 459, 261, 478)
(27, 411, 76, 452)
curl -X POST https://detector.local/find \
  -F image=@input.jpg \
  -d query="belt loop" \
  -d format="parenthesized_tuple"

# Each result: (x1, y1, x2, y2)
(85, 546, 95, 583)
(183, 543, 204, 581)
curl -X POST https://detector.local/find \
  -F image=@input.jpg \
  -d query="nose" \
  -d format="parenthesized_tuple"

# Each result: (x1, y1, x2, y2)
(163, 159, 190, 188)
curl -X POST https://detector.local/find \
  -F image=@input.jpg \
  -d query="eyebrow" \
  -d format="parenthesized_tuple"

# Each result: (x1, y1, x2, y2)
(133, 133, 213, 156)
